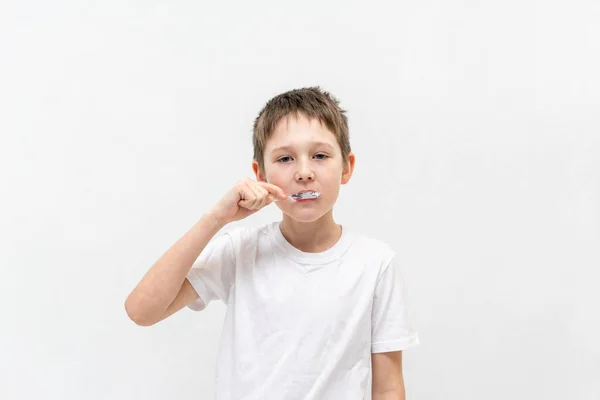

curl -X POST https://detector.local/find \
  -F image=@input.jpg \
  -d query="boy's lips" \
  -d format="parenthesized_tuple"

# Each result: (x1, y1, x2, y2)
(293, 189, 319, 195)
(290, 190, 321, 200)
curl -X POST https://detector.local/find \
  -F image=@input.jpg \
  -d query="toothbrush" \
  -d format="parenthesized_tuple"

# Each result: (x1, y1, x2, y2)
(275, 190, 321, 202)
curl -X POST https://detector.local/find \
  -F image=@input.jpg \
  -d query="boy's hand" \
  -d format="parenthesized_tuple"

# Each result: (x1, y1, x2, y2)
(208, 178, 288, 225)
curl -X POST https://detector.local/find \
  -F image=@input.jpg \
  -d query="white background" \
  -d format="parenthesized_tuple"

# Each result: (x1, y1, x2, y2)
(1, 1, 599, 399)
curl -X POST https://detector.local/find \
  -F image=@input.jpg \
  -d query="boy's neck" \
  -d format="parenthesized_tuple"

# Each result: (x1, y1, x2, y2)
(279, 212, 342, 253)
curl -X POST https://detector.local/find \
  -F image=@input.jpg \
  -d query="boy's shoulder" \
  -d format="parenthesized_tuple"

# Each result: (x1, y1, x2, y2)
(210, 221, 276, 252)
(218, 220, 275, 240)
(345, 228, 396, 263)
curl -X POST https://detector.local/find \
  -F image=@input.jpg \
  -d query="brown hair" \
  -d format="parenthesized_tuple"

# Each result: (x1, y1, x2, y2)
(252, 86, 351, 175)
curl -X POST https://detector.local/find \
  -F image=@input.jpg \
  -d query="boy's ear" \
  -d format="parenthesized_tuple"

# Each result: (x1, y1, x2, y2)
(252, 160, 267, 182)
(341, 152, 355, 184)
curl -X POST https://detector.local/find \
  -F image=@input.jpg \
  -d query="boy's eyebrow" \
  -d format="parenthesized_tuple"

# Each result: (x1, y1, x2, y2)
(271, 141, 335, 152)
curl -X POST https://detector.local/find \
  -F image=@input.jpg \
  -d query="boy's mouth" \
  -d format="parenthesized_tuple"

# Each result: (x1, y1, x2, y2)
(291, 190, 321, 200)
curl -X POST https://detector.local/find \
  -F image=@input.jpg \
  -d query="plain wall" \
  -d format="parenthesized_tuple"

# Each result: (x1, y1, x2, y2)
(1, 1, 599, 399)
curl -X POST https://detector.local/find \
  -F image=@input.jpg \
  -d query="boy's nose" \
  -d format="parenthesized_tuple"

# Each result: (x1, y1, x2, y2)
(295, 166, 315, 181)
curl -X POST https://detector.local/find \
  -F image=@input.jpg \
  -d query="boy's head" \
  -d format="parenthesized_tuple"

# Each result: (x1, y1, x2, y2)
(252, 87, 352, 176)
(251, 87, 355, 221)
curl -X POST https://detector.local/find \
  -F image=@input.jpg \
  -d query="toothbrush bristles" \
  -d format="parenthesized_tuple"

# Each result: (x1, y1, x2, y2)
(291, 191, 321, 200)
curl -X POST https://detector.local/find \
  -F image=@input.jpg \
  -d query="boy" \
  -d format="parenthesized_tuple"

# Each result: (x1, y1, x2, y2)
(125, 87, 420, 399)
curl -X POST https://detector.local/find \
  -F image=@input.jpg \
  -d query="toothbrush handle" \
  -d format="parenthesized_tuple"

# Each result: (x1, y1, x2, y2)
(273, 195, 295, 202)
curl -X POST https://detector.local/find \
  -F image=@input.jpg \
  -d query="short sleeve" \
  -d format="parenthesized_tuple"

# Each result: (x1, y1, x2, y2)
(185, 232, 236, 311)
(371, 255, 420, 353)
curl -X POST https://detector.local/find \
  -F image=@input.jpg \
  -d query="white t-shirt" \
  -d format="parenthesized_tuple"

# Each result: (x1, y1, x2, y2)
(186, 221, 419, 400)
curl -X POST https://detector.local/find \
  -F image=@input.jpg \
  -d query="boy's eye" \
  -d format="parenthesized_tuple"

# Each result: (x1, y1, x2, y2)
(277, 154, 328, 163)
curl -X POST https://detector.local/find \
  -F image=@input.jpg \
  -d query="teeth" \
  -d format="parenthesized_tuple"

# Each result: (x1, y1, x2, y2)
(292, 191, 320, 200)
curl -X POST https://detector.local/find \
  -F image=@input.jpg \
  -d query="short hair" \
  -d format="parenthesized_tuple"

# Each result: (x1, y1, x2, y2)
(252, 86, 351, 175)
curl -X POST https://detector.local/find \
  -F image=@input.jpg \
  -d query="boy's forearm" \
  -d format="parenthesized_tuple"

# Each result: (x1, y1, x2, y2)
(372, 389, 405, 400)
(125, 211, 225, 325)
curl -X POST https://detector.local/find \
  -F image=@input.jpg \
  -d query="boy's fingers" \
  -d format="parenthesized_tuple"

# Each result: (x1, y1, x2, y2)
(239, 181, 259, 208)
(258, 182, 287, 199)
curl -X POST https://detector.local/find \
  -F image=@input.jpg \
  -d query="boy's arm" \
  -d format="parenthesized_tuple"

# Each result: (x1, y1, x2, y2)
(372, 351, 405, 400)
(124, 179, 287, 326)
(124, 212, 225, 326)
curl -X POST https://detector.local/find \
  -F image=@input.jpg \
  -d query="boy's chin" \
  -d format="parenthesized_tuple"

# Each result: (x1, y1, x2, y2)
(281, 208, 332, 223)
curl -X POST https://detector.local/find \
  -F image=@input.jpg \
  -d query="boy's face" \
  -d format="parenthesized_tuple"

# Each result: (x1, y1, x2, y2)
(253, 112, 355, 222)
